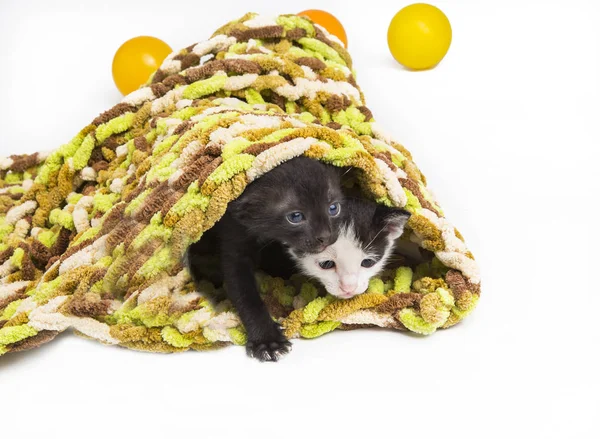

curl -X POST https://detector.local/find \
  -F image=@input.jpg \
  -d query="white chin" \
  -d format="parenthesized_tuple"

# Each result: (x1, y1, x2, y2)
(335, 291, 357, 299)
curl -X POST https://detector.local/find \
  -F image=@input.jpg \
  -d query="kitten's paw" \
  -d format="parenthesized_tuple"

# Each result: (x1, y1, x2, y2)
(246, 335, 292, 362)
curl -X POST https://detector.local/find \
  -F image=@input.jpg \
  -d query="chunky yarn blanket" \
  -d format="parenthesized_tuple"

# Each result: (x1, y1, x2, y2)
(0, 13, 480, 356)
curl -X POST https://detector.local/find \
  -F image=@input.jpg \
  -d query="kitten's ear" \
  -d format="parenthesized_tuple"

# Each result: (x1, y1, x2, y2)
(374, 205, 411, 240)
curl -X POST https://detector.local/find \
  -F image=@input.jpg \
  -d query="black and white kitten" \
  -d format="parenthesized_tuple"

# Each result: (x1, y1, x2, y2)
(289, 197, 411, 299)
(187, 157, 344, 362)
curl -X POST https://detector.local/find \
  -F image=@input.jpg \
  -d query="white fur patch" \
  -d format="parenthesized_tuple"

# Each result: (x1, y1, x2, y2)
(293, 224, 394, 299)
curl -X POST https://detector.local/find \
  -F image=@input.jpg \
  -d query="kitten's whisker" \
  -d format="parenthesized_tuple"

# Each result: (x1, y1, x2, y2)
(365, 225, 386, 251)
(258, 240, 275, 252)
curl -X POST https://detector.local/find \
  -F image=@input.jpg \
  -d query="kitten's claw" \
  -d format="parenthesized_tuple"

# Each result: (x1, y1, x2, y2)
(246, 338, 292, 362)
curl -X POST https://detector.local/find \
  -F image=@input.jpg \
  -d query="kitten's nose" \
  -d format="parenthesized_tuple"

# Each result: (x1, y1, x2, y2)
(316, 231, 333, 246)
(340, 275, 358, 294)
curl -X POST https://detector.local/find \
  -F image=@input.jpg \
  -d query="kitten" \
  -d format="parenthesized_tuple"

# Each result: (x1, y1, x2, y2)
(289, 197, 411, 299)
(187, 157, 344, 362)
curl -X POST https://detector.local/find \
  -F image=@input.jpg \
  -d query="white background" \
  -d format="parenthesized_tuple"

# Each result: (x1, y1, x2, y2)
(1, 1, 599, 437)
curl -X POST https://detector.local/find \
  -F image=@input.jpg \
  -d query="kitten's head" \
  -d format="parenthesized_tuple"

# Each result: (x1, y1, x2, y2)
(230, 157, 344, 253)
(291, 197, 410, 299)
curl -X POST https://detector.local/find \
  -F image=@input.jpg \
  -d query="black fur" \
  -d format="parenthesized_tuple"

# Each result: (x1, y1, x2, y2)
(187, 157, 343, 361)
(291, 196, 411, 263)
(342, 197, 411, 262)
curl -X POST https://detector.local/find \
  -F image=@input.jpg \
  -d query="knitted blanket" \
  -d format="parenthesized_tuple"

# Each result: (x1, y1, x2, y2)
(0, 13, 480, 356)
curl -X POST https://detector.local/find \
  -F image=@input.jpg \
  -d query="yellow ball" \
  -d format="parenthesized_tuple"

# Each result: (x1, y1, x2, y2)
(112, 36, 172, 95)
(387, 3, 452, 70)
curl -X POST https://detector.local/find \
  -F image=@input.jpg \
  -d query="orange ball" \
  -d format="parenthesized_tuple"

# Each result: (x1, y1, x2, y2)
(298, 9, 348, 47)
(112, 36, 172, 95)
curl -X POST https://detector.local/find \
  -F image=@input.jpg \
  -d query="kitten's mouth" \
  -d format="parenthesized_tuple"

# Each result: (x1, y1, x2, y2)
(332, 289, 361, 299)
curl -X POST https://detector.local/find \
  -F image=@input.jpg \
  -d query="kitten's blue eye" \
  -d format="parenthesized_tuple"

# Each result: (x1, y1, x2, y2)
(286, 212, 305, 224)
(319, 260, 335, 269)
(361, 259, 377, 268)
(328, 202, 340, 217)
